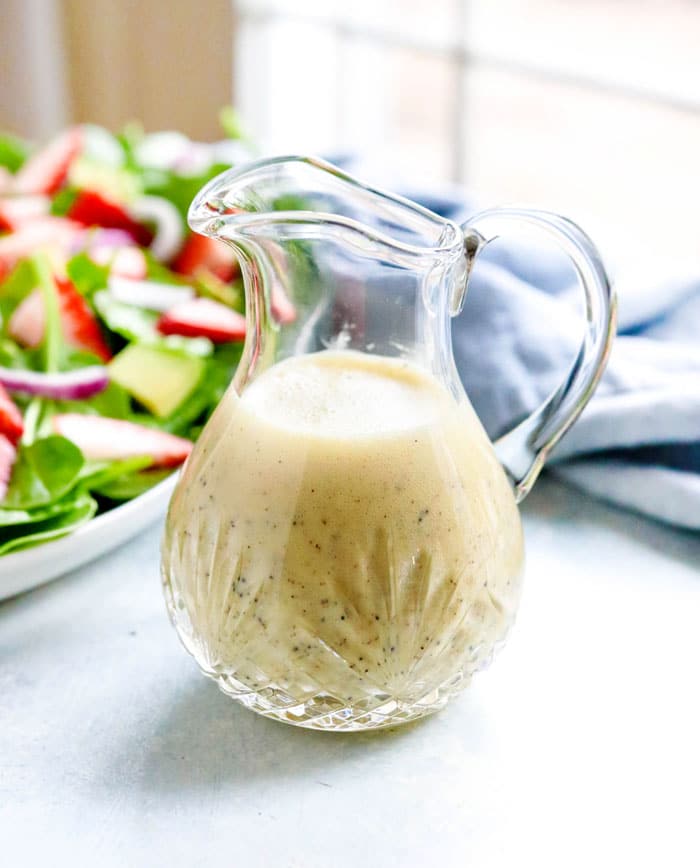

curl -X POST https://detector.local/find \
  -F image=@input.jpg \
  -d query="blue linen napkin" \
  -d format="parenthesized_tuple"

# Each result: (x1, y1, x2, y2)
(406, 189, 700, 530)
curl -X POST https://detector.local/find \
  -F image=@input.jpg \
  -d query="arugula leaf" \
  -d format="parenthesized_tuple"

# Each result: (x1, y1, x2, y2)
(0, 133, 28, 172)
(29, 254, 62, 373)
(0, 256, 72, 377)
(0, 493, 97, 555)
(0, 337, 35, 371)
(3, 436, 84, 509)
(20, 397, 48, 444)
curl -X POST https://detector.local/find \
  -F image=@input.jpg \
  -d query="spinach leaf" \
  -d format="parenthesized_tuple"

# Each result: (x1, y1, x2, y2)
(3, 436, 84, 509)
(66, 253, 110, 299)
(0, 493, 97, 555)
(0, 496, 84, 528)
(78, 456, 152, 490)
(54, 380, 132, 420)
(94, 468, 172, 501)
(62, 346, 109, 370)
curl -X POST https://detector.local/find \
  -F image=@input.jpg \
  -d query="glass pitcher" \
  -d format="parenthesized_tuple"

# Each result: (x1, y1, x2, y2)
(161, 156, 615, 732)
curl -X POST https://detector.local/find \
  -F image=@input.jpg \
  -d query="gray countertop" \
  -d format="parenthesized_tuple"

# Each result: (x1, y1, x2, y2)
(3, 478, 699, 868)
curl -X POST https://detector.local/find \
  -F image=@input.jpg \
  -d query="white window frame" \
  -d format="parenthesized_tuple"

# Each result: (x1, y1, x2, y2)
(233, 0, 700, 184)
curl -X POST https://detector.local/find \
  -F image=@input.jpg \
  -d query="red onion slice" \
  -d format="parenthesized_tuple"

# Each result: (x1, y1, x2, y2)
(0, 365, 109, 400)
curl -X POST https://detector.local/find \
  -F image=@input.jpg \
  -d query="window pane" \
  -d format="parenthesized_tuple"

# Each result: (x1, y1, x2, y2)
(237, 0, 462, 46)
(235, 2, 461, 181)
(234, 0, 700, 269)
(464, 66, 700, 270)
(344, 44, 458, 184)
(467, 0, 700, 106)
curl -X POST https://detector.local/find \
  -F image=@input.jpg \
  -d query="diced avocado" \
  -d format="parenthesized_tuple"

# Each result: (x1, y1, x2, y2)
(109, 344, 204, 417)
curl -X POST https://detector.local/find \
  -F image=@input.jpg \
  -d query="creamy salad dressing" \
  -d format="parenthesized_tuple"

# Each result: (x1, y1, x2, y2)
(162, 350, 523, 710)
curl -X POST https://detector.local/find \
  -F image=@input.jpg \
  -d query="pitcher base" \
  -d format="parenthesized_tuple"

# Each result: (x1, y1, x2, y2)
(209, 670, 472, 732)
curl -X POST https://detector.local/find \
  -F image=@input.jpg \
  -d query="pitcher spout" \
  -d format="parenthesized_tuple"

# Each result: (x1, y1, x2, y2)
(186, 156, 470, 396)
(188, 155, 462, 264)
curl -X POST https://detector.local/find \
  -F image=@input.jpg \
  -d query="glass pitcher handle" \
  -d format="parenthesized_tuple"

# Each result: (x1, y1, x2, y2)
(459, 208, 617, 503)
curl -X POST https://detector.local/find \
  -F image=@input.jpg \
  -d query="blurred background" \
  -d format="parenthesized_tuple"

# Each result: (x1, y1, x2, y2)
(1, 0, 699, 274)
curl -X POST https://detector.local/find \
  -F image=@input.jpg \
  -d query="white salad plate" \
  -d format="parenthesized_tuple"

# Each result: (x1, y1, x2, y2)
(0, 474, 177, 602)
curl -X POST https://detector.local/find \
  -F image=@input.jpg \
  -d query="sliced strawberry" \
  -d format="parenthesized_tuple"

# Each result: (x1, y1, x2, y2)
(90, 245, 147, 280)
(0, 217, 82, 280)
(157, 297, 246, 343)
(68, 190, 153, 247)
(55, 277, 112, 361)
(0, 434, 17, 502)
(270, 284, 297, 324)
(0, 384, 23, 445)
(13, 128, 82, 196)
(52, 414, 192, 468)
(172, 233, 239, 282)
(8, 290, 45, 348)
(0, 196, 50, 231)
(8, 278, 111, 362)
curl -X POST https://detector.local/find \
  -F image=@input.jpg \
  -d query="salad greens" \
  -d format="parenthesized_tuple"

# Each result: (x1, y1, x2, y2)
(0, 494, 97, 556)
(4, 436, 85, 509)
(0, 113, 256, 555)
(0, 134, 28, 174)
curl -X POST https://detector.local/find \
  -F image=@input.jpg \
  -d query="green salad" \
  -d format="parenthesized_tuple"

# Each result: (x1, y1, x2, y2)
(0, 111, 272, 556)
